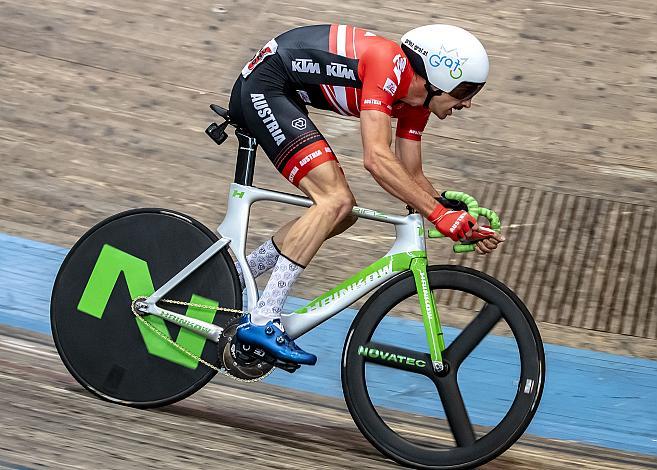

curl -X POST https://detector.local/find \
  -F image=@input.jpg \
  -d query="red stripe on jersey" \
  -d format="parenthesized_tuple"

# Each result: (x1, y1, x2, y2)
(319, 84, 334, 110)
(321, 84, 348, 115)
(344, 26, 359, 115)
(319, 84, 336, 114)
(353, 28, 362, 113)
(329, 24, 338, 54)
(343, 25, 353, 58)
(353, 27, 366, 57)
(353, 27, 367, 113)
(281, 140, 336, 186)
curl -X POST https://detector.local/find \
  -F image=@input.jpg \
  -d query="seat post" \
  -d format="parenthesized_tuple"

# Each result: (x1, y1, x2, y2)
(234, 129, 257, 186)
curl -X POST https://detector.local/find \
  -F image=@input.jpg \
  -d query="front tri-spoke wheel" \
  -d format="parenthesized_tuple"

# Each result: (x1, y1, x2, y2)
(341, 265, 545, 469)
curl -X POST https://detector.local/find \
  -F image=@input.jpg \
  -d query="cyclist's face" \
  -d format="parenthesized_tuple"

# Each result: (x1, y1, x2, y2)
(428, 93, 473, 120)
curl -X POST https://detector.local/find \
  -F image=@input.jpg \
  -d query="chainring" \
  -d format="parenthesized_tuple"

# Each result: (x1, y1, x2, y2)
(218, 318, 274, 381)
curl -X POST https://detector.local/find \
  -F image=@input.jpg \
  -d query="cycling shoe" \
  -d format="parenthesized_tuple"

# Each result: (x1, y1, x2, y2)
(235, 315, 317, 366)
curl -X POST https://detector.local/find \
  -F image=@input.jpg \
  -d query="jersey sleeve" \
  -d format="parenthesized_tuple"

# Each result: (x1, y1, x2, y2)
(358, 42, 413, 115)
(394, 104, 431, 141)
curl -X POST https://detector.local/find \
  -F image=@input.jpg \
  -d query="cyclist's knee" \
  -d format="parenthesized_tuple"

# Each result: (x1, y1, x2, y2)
(334, 192, 356, 221)
(340, 199, 358, 227)
(316, 192, 355, 224)
(336, 201, 357, 224)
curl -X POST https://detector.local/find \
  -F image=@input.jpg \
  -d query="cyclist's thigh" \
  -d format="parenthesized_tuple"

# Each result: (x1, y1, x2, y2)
(297, 160, 355, 207)
(238, 80, 344, 189)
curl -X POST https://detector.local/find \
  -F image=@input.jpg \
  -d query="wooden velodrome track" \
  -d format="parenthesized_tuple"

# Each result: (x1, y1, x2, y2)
(1, 0, 656, 468)
(1, 325, 655, 469)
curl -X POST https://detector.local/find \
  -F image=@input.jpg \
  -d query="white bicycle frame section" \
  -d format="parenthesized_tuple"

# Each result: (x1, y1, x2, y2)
(140, 183, 426, 340)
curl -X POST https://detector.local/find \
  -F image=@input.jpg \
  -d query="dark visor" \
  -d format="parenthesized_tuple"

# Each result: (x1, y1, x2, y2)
(423, 81, 486, 108)
(448, 81, 486, 101)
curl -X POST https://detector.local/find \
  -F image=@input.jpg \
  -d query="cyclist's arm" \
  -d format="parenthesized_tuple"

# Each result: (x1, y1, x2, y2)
(361, 109, 437, 218)
(394, 136, 440, 198)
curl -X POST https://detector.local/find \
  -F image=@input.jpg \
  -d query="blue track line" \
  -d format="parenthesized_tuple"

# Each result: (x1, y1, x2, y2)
(0, 232, 655, 455)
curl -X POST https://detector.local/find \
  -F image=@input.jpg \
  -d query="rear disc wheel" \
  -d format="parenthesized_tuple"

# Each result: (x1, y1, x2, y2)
(51, 208, 242, 408)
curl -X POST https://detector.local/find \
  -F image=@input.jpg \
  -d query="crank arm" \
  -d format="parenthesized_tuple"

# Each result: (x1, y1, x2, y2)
(134, 298, 223, 342)
(236, 342, 301, 374)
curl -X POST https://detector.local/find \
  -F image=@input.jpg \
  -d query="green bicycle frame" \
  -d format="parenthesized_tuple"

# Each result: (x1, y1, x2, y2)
(281, 249, 446, 369)
(136, 183, 498, 373)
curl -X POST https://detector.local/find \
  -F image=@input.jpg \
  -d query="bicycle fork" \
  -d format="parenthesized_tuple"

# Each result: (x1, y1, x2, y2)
(410, 257, 446, 373)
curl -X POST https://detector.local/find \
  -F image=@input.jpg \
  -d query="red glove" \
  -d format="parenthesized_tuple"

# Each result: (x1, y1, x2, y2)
(428, 203, 477, 242)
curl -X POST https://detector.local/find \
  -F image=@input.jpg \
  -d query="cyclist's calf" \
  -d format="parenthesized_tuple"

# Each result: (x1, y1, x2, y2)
(327, 209, 358, 239)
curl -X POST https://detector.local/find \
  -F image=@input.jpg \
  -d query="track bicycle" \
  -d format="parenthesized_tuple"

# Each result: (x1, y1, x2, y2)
(51, 104, 545, 469)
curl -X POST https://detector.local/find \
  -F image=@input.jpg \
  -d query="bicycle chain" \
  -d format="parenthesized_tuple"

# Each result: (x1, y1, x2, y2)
(130, 298, 274, 383)
(160, 298, 246, 316)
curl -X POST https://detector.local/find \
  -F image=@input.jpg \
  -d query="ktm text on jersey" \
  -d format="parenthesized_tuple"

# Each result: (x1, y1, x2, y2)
(247, 24, 431, 140)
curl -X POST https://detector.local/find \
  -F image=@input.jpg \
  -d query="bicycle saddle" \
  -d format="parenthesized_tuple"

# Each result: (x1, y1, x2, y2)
(207, 104, 255, 146)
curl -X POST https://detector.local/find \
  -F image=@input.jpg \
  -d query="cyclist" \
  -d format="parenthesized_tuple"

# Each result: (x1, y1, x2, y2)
(229, 24, 505, 367)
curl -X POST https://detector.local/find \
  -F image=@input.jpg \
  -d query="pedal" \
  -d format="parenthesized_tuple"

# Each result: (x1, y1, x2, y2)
(244, 346, 301, 373)
(271, 359, 301, 373)
(224, 325, 302, 374)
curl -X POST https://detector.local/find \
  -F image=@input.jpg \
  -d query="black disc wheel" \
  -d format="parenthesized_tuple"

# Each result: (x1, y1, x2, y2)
(342, 265, 545, 469)
(51, 208, 241, 408)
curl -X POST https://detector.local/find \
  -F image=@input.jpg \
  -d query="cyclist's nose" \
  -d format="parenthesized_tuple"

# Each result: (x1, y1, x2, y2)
(461, 99, 472, 109)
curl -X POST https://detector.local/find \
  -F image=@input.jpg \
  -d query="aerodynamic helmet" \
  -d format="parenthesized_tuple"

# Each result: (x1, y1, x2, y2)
(401, 24, 489, 104)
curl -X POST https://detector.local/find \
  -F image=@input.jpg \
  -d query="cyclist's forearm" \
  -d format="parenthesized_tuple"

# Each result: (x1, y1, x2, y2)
(412, 172, 440, 198)
(394, 137, 440, 199)
(365, 150, 438, 217)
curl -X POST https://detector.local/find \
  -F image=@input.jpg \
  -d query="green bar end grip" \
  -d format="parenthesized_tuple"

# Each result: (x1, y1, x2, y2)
(427, 191, 502, 254)
(478, 207, 501, 231)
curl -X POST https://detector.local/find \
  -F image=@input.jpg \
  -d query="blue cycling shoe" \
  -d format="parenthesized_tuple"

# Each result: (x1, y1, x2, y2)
(235, 315, 317, 366)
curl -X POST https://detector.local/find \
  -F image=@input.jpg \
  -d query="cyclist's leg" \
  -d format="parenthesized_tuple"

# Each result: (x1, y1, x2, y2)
(233, 67, 354, 363)
(277, 160, 356, 265)
(272, 210, 357, 249)
(234, 67, 356, 266)
(236, 208, 357, 287)
(247, 151, 354, 336)
(229, 77, 284, 288)
(236, 156, 353, 363)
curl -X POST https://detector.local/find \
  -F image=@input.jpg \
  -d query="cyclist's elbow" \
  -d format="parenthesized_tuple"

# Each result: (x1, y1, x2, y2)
(363, 149, 385, 177)
(363, 159, 378, 177)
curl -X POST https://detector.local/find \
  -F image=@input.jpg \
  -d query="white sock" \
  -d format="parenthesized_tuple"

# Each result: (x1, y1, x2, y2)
(250, 255, 304, 326)
(235, 238, 281, 289)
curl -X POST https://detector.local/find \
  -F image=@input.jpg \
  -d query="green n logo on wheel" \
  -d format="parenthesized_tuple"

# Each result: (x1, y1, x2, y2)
(77, 244, 217, 370)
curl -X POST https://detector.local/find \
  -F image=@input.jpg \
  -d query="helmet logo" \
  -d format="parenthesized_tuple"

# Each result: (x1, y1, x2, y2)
(429, 45, 468, 80)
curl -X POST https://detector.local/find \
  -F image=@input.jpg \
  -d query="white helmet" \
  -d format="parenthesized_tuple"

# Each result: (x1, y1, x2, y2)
(401, 24, 489, 103)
